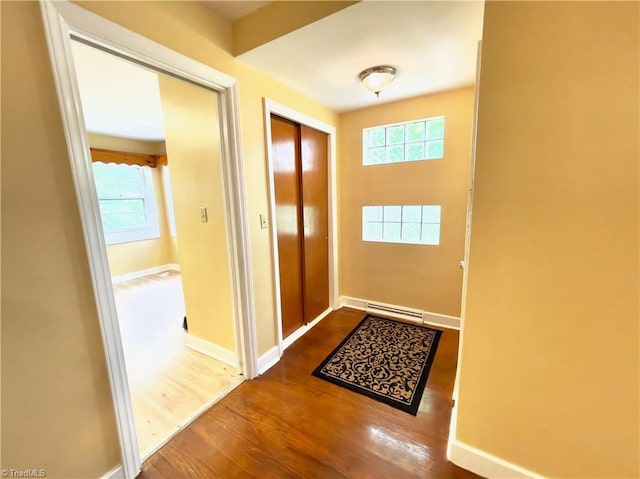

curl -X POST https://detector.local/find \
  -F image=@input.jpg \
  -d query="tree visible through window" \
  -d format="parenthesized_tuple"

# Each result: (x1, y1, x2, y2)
(93, 162, 160, 245)
(363, 116, 445, 165)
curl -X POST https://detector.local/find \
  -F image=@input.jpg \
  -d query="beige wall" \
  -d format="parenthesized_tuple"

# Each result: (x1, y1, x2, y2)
(2, 1, 338, 476)
(88, 133, 178, 277)
(232, 1, 358, 55)
(1, 2, 121, 476)
(339, 88, 474, 317)
(455, 2, 639, 477)
(158, 75, 235, 351)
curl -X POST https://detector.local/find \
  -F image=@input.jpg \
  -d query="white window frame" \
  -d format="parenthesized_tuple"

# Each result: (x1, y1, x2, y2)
(362, 204, 442, 246)
(362, 116, 445, 166)
(93, 163, 160, 245)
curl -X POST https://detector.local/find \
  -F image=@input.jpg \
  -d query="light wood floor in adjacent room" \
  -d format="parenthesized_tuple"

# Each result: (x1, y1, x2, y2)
(136, 307, 481, 478)
(113, 271, 243, 456)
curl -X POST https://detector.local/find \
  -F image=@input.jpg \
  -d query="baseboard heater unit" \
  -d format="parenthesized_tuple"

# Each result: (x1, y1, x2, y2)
(365, 302, 424, 324)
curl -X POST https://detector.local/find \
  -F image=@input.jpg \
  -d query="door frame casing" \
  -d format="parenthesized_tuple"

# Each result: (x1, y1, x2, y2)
(451, 40, 483, 405)
(40, 2, 259, 478)
(263, 99, 338, 357)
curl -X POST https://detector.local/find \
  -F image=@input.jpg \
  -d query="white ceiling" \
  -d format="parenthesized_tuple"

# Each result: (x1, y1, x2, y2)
(69, 1, 484, 140)
(70, 40, 166, 141)
(238, 1, 484, 112)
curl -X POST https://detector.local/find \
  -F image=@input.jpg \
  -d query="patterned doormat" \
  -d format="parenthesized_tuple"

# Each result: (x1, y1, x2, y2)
(311, 314, 442, 415)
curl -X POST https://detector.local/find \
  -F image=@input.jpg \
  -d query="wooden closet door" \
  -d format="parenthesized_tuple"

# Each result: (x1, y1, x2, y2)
(271, 115, 305, 338)
(300, 125, 329, 323)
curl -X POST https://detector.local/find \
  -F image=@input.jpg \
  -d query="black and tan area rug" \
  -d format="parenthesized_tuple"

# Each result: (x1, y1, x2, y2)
(312, 314, 442, 415)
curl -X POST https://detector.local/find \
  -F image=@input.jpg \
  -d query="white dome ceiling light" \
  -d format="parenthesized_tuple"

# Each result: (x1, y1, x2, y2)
(359, 65, 397, 98)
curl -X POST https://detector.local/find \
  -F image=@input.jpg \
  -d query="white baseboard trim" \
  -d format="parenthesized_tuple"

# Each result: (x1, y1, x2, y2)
(184, 334, 238, 368)
(338, 296, 461, 330)
(258, 307, 333, 375)
(111, 263, 181, 283)
(448, 440, 545, 479)
(282, 307, 333, 351)
(339, 295, 367, 311)
(257, 345, 280, 375)
(423, 311, 460, 330)
(101, 465, 124, 479)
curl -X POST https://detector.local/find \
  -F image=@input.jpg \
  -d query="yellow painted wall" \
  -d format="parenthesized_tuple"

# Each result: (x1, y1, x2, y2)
(2, 1, 338, 476)
(1, 2, 121, 476)
(88, 133, 178, 277)
(455, 2, 639, 477)
(232, 1, 358, 55)
(157, 75, 235, 351)
(339, 88, 474, 317)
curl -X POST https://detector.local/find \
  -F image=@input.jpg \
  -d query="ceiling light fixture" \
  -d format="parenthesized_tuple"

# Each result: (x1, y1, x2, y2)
(359, 65, 397, 98)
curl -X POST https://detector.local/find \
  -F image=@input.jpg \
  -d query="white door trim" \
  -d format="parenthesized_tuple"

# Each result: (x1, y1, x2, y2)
(262, 99, 338, 358)
(39, 2, 258, 478)
(452, 40, 483, 403)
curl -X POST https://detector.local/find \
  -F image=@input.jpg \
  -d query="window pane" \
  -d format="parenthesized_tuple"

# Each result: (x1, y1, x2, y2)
(383, 222, 401, 241)
(95, 180, 144, 197)
(362, 116, 445, 166)
(386, 125, 405, 145)
(93, 163, 141, 182)
(94, 163, 146, 197)
(99, 198, 145, 215)
(406, 121, 426, 142)
(366, 147, 386, 165)
(422, 205, 441, 223)
(101, 212, 147, 230)
(363, 206, 383, 222)
(426, 118, 445, 139)
(401, 222, 421, 242)
(386, 145, 404, 163)
(421, 223, 440, 245)
(426, 140, 444, 159)
(363, 222, 383, 241)
(383, 206, 402, 222)
(93, 163, 160, 245)
(368, 128, 386, 148)
(402, 205, 422, 223)
(362, 204, 441, 246)
(405, 142, 425, 162)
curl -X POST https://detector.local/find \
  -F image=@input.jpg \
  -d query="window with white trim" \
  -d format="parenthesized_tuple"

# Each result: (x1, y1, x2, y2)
(363, 116, 445, 165)
(93, 162, 160, 245)
(362, 205, 441, 245)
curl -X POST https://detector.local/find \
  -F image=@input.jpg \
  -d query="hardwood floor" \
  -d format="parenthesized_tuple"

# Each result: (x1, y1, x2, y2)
(136, 307, 481, 478)
(113, 271, 243, 456)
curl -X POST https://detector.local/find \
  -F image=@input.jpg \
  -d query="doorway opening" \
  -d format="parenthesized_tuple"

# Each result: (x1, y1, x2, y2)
(69, 39, 244, 458)
(41, 2, 258, 477)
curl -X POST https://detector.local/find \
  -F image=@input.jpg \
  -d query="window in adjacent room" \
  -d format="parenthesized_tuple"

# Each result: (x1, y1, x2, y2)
(363, 116, 445, 166)
(362, 205, 441, 245)
(93, 162, 160, 245)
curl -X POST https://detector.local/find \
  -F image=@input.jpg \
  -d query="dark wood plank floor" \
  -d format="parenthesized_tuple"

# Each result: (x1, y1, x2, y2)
(136, 308, 481, 479)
